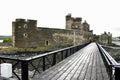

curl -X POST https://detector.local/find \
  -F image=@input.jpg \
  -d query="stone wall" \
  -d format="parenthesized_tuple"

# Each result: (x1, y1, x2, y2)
(99, 32, 112, 45)
(12, 14, 93, 48)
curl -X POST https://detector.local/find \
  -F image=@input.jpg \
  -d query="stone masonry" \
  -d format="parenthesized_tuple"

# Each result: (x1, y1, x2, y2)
(99, 32, 112, 45)
(12, 14, 93, 48)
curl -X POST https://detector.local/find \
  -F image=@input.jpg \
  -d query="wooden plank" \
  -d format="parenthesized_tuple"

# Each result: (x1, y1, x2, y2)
(96, 50, 103, 80)
(36, 43, 110, 80)
(36, 53, 77, 79)
(77, 43, 96, 80)
(52, 47, 89, 80)
(63, 48, 91, 80)
(39, 47, 86, 80)
(38, 50, 80, 77)
(83, 50, 94, 80)
(66, 43, 94, 80)
(99, 51, 109, 80)
(90, 45, 97, 80)
(50, 52, 83, 80)
(71, 51, 91, 80)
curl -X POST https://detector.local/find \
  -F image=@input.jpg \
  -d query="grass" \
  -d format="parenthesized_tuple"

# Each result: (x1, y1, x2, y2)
(0, 46, 58, 54)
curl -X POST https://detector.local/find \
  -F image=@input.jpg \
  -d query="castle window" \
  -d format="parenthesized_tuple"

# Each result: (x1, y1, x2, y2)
(24, 24, 27, 28)
(45, 41, 49, 46)
(18, 26, 21, 28)
(23, 33, 28, 38)
(75, 26, 78, 28)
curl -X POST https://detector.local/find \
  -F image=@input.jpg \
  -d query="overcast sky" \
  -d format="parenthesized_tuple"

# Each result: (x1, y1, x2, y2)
(0, 0, 120, 37)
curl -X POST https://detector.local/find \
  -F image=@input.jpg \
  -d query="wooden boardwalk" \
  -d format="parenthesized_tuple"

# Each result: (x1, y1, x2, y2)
(34, 43, 109, 80)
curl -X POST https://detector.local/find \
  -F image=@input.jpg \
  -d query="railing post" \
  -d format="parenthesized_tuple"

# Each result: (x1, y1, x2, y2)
(21, 61, 29, 80)
(43, 56, 46, 71)
(72, 48, 74, 54)
(109, 65, 113, 80)
(0, 60, 1, 76)
(61, 51, 64, 60)
(65, 49, 68, 58)
(52, 53, 56, 66)
(70, 48, 72, 55)
(73, 47, 75, 53)
(77, 46, 79, 51)
(75, 47, 76, 52)
(67, 49, 69, 56)
(115, 66, 120, 80)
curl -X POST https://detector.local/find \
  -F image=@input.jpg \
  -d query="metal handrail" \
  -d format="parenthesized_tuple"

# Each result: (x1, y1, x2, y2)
(96, 43, 120, 80)
(0, 42, 90, 80)
(26, 45, 78, 61)
(0, 44, 83, 61)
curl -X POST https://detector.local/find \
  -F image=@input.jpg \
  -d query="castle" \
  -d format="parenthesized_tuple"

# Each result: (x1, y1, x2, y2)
(99, 32, 112, 45)
(12, 14, 94, 48)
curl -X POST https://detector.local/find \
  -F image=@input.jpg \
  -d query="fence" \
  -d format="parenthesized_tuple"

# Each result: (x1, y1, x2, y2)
(0, 43, 89, 80)
(96, 43, 120, 80)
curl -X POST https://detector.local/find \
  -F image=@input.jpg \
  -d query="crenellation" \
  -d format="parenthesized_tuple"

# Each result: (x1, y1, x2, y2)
(16, 19, 26, 22)
(99, 32, 112, 45)
(73, 18, 82, 22)
(66, 13, 71, 20)
(66, 14, 82, 30)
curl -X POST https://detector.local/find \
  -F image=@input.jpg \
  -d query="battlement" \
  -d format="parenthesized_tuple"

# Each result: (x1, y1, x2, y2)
(99, 32, 112, 45)
(66, 13, 83, 30)
(83, 20, 88, 24)
(16, 19, 26, 22)
(27, 19, 37, 23)
(66, 14, 71, 20)
(66, 13, 71, 17)
(73, 18, 82, 22)
(12, 18, 37, 33)
(15, 19, 37, 23)
(66, 14, 82, 22)
(82, 21, 89, 27)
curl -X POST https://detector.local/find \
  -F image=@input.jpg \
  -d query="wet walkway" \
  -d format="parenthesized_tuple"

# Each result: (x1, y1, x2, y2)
(34, 43, 109, 80)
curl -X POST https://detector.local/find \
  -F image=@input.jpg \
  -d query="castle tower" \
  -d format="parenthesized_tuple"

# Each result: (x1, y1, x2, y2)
(66, 13, 82, 30)
(12, 19, 26, 47)
(12, 19, 37, 47)
(66, 13, 72, 29)
(81, 20, 90, 31)
(27, 19, 37, 30)
(108, 32, 112, 45)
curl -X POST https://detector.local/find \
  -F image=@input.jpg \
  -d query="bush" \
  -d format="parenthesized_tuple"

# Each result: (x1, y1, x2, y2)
(3, 38, 12, 43)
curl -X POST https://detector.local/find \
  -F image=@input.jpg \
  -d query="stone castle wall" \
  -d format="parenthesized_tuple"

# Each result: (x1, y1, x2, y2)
(12, 14, 93, 48)
(99, 32, 112, 45)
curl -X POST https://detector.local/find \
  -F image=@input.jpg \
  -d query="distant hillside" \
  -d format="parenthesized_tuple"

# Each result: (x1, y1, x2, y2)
(0, 36, 12, 40)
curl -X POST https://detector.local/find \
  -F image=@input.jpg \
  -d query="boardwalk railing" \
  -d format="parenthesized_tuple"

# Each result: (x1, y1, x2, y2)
(96, 43, 120, 80)
(0, 42, 90, 80)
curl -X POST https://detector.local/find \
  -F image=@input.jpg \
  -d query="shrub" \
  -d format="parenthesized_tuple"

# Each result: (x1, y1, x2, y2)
(3, 38, 12, 43)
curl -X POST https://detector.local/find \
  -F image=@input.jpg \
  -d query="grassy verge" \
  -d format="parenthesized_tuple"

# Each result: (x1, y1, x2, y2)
(0, 46, 58, 54)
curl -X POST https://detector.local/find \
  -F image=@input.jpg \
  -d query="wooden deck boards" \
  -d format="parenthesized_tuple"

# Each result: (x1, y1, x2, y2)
(34, 43, 109, 80)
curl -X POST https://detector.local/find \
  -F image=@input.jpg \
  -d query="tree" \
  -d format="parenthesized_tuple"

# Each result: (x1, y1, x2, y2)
(3, 38, 12, 43)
